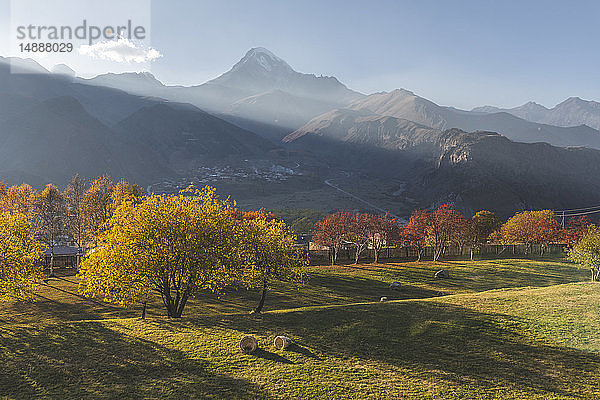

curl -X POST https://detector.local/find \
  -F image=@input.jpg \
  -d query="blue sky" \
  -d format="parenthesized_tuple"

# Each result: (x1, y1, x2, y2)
(2, 0, 600, 109)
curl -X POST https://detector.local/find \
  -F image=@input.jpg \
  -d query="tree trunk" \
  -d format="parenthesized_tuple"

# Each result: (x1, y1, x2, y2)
(76, 244, 82, 270)
(162, 290, 180, 318)
(433, 246, 442, 262)
(175, 293, 189, 318)
(49, 250, 55, 278)
(470, 247, 474, 261)
(254, 280, 268, 314)
(166, 301, 176, 318)
(141, 301, 147, 319)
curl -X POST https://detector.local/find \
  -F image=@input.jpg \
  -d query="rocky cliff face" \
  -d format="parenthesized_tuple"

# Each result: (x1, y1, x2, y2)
(286, 110, 600, 217)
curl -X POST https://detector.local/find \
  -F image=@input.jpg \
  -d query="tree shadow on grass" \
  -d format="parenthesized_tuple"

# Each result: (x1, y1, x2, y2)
(0, 322, 273, 400)
(188, 273, 430, 314)
(183, 301, 600, 398)
(250, 349, 295, 364)
(286, 343, 321, 360)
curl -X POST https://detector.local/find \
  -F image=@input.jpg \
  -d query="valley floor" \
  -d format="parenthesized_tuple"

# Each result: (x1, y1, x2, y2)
(1, 258, 599, 399)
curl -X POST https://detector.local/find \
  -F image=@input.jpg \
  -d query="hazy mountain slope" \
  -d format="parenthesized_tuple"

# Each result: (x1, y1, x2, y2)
(0, 58, 278, 186)
(285, 111, 600, 216)
(113, 102, 276, 170)
(0, 96, 166, 186)
(284, 108, 439, 150)
(82, 71, 165, 95)
(348, 89, 600, 149)
(226, 89, 345, 141)
(473, 97, 600, 131)
(0, 57, 157, 126)
(82, 48, 365, 138)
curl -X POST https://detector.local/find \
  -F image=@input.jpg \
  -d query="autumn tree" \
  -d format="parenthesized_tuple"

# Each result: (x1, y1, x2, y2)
(347, 213, 373, 264)
(78, 187, 245, 318)
(34, 184, 66, 277)
(497, 210, 561, 255)
(64, 174, 87, 267)
(472, 211, 502, 243)
(427, 203, 465, 261)
(111, 179, 145, 209)
(467, 210, 503, 260)
(82, 176, 114, 242)
(313, 212, 352, 265)
(368, 214, 397, 264)
(401, 209, 430, 261)
(230, 208, 278, 222)
(562, 216, 592, 247)
(0, 183, 37, 216)
(0, 212, 43, 301)
(568, 225, 600, 281)
(239, 212, 307, 313)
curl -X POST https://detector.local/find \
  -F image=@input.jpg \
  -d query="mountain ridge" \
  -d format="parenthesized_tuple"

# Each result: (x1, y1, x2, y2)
(80, 47, 364, 138)
(472, 96, 600, 131)
(344, 90, 600, 149)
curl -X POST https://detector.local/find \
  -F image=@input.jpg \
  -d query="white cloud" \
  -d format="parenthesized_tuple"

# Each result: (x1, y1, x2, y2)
(78, 38, 162, 63)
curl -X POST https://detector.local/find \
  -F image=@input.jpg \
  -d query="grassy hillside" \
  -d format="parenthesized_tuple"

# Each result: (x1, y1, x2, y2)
(1, 258, 598, 399)
(3, 258, 587, 323)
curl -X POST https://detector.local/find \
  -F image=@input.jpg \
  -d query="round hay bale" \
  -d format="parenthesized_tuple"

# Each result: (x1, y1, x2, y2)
(273, 335, 292, 350)
(380, 296, 388, 302)
(239, 335, 258, 354)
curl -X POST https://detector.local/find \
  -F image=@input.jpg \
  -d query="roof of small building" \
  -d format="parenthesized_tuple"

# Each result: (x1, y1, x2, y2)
(42, 245, 79, 256)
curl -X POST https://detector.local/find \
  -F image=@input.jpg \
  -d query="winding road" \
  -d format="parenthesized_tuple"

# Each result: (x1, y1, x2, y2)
(324, 178, 402, 220)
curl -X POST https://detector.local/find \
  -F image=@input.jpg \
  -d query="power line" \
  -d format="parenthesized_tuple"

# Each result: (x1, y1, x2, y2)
(554, 205, 600, 213)
(559, 209, 600, 217)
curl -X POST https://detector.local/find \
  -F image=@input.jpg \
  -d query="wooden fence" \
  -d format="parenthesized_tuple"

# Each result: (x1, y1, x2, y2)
(307, 243, 567, 264)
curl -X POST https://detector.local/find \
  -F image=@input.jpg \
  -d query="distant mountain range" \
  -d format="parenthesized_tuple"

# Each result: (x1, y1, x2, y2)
(342, 89, 600, 149)
(81, 47, 364, 141)
(0, 56, 274, 187)
(3, 48, 600, 217)
(473, 97, 600, 131)
(80, 53, 600, 150)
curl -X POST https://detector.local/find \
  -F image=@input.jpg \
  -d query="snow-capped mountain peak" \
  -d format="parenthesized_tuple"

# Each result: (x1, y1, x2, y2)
(232, 47, 294, 73)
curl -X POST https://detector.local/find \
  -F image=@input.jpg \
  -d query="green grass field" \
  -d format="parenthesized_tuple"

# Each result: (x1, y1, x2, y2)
(1, 257, 598, 399)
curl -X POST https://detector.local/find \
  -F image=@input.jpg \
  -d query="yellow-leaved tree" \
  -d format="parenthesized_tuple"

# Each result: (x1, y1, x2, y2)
(78, 187, 245, 318)
(111, 179, 145, 209)
(0, 212, 43, 301)
(0, 183, 37, 216)
(82, 176, 114, 243)
(34, 184, 66, 277)
(238, 212, 308, 314)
